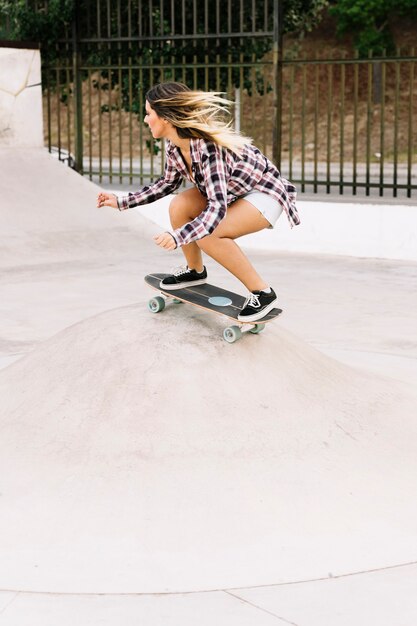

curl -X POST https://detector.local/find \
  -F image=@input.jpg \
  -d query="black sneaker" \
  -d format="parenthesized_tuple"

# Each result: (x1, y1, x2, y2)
(237, 288, 278, 322)
(160, 266, 207, 290)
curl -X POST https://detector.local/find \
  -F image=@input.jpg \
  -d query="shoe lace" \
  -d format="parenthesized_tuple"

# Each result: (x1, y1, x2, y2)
(245, 292, 261, 309)
(172, 265, 190, 277)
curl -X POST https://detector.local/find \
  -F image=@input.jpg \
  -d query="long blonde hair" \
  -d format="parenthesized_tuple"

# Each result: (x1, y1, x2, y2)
(145, 82, 252, 155)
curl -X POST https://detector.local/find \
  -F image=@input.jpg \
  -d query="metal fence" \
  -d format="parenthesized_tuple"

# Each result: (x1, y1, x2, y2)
(282, 51, 416, 198)
(43, 55, 279, 185)
(4, 0, 416, 198)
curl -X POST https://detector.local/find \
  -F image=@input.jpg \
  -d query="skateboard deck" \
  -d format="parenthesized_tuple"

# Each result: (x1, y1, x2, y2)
(145, 273, 282, 343)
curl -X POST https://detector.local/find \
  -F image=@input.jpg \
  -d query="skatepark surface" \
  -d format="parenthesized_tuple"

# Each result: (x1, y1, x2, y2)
(1, 146, 417, 625)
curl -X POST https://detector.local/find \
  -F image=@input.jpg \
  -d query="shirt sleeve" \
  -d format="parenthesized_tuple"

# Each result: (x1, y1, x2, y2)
(172, 145, 228, 247)
(117, 158, 183, 211)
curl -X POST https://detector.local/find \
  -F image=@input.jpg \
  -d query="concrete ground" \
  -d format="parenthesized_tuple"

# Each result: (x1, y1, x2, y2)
(0, 147, 417, 625)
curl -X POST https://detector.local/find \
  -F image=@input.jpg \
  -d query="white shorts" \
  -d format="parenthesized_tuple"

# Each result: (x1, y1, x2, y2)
(242, 190, 284, 228)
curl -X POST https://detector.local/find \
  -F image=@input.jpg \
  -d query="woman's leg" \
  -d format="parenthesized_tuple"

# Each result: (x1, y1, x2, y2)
(169, 187, 207, 271)
(196, 198, 271, 292)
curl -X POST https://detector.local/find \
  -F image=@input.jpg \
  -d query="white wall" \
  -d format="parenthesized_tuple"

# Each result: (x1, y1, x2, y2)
(131, 194, 417, 261)
(240, 200, 417, 261)
(0, 47, 43, 147)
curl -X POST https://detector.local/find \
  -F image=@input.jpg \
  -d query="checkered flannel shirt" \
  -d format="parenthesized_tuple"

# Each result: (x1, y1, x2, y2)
(117, 137, 300, 247)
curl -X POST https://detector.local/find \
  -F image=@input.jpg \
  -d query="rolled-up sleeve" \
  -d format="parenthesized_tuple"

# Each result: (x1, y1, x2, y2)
(172, 145, 228, 247)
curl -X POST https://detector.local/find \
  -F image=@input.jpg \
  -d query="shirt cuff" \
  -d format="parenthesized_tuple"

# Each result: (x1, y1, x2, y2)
(170, 230, 180, 248)
(117, 195, 130, 211)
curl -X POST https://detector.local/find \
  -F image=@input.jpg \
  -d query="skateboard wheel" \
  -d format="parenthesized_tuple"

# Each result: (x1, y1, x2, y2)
(250, 323, 266, 334)
(223, 325, 242, 343)
(148, 296, 165, 313)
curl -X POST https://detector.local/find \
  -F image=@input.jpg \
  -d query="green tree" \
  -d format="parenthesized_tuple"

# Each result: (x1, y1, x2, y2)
(0, 0, 328, 147)
(0, 0, 329, 76)
(330, 0, 417, 56)
(90, 0, 329, 115)
(0, 0, 74, 61)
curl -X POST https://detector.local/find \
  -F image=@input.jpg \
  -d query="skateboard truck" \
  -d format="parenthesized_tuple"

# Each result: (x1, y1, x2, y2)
(222, 322, 266, 343)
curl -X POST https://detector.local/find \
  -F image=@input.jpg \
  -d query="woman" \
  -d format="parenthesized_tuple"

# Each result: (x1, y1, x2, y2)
(97, 81, 300, 322)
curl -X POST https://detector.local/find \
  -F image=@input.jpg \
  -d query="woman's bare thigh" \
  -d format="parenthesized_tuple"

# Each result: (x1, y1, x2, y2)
(210, 198, 270, 240)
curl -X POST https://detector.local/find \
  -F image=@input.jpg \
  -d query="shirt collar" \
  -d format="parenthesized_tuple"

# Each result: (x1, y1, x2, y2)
(166, 137, 209, 164)
(165, 140, 187, 174)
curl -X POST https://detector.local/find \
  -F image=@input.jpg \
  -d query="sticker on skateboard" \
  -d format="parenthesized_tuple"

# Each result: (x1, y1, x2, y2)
(145, 273, 282, 343)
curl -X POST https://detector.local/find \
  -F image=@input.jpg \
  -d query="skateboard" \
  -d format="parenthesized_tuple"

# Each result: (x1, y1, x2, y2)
(145, 273, 282, 343)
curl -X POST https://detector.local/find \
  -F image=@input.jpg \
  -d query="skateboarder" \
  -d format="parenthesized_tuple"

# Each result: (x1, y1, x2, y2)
(97, 81, 300, 322)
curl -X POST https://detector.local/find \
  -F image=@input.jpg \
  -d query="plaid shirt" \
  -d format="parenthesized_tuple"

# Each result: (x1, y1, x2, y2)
(118, 137, 300, 247)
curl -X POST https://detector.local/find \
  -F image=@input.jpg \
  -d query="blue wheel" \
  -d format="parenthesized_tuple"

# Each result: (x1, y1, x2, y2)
(223, 325, 242, 343)
(148, 296, 165, 313)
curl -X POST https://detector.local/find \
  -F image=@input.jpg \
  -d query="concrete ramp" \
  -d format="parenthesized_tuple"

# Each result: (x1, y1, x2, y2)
(0, 147, 158, 267)
(1, 303, 416, 594)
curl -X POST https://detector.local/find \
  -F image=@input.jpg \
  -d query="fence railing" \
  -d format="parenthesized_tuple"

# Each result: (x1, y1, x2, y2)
(282, 52, 416, 198)
(3, 0, 415, 198)
(43, 56, 277, 184)
(43, 49, 416, 199)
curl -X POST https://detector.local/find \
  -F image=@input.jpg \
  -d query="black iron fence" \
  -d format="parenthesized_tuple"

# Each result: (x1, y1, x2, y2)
(2, 0, 416, 198)
(283, 51, 416, 198)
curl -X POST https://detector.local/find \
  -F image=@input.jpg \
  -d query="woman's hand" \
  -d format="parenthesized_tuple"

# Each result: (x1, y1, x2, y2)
(97, 192, 118, 209)
(153, 232, 177, 251)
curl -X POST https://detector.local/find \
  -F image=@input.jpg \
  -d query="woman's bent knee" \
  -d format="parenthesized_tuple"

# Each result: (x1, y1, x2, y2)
(168, 194, 181, 222)
(169, 188, 206, 228)
(168, 195, 188, 228)
(196, 231, 220, 251)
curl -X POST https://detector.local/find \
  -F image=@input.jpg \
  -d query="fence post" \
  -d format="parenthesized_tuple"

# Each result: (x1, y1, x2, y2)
(72, 0, 83, 173)
(272, 0, 283, 169)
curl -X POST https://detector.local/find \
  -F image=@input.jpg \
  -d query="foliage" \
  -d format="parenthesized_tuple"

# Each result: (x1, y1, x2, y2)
(284, 0, 329, 35)
(0, 0, 329, 125)
(329, 0, 417, 56)
(0, 0, 75, 63)
(83, 0, 328, 116)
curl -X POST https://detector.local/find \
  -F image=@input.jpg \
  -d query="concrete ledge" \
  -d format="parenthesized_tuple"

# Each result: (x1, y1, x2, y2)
(129, 193, 417, 262)
(240, 199, 417, 261)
